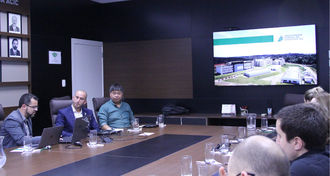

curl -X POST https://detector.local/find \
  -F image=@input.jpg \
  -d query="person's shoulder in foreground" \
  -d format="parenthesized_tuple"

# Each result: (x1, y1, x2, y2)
(218, 135, 290, 176)
(275, 103, 329, 176)
(290, 149, 329, 176)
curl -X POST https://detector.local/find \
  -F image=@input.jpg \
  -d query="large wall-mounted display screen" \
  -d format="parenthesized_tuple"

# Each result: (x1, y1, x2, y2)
(213, 24, 317, 86)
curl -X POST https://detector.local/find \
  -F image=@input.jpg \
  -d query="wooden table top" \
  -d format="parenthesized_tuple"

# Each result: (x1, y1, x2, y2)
(2, 125, 241, 176)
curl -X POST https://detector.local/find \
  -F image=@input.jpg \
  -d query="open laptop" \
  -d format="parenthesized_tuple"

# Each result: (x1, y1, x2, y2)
(32, 125, 64, 149)
(59, 115, 90, 144)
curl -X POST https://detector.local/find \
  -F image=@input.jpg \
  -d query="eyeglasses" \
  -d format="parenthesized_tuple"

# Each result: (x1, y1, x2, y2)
(27, 105, 39, 110)
(111, 91, 122, 96)
(236, 173, 255, 176)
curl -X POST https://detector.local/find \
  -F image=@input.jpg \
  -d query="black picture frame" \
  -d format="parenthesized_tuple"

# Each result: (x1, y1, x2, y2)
(8, 37, 22, 58)
(8, 12, 21, 34)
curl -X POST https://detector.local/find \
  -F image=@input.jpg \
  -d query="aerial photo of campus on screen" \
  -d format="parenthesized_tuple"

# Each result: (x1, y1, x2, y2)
(213, 24, 317, 86)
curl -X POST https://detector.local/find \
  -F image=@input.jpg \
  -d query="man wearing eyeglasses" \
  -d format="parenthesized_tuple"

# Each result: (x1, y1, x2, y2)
(0, 93, 41, 149)
(55, 90, 99, 137)
(218, 135, 290, 176)
(98, 83, 135, 130)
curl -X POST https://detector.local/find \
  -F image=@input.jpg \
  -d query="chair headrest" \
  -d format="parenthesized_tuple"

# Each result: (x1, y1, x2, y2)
(92, 97, 110, 111)
(50, 100, 73, 114)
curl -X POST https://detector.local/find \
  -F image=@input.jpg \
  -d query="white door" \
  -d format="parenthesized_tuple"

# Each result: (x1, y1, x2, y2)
(71, 38, 103, 115)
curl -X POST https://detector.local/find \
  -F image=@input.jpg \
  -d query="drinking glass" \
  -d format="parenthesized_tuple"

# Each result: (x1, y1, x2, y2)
(158, 114, 165, 128)
(23, 136, 33, 152)
(220, 135, 229, 154)
(133, 118, 139, 131)
(246, 113, 256, 131)
(197, 162, 208, 176)
(89, 130, 98, 146)
(261, 118, 268, 131)
(204, 142, 214, 164)
(238, 127, 246, 142)
(181, 155, 192, 176)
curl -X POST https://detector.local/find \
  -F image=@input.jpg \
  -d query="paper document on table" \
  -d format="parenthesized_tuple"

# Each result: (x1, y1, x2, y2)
(138, 132, 154, 136)
(10, 147, 41, 153)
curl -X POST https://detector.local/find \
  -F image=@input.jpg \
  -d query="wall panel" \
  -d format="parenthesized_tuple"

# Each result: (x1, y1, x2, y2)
(104, 38, 193, 99)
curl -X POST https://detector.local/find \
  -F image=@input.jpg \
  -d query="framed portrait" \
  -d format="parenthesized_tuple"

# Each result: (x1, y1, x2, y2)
(8, 12, 21, 34)
(8, 37, 22, 58)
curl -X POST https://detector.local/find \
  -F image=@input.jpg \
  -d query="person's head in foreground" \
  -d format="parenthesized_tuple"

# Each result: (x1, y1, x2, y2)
(219, 135, 290, 176)
(275, 103, 327, 161)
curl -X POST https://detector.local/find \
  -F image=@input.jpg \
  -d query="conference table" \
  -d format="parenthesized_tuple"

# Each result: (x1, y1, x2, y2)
(1, 124, 254, 176)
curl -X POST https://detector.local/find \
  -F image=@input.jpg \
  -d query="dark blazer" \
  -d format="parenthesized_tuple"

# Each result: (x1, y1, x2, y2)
(9, 25, 19, 32)
(55, 106, 99, 137)
(10, 48, 20, 56)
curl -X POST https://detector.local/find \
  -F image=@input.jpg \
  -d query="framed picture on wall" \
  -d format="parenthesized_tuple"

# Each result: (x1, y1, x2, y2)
(8, 12, 21, 34)
(8, 37, 22, 58)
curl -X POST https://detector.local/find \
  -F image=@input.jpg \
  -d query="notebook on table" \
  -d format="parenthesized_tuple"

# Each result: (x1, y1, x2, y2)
(59, 115, 90, 144)
(32, 125, 64, 149)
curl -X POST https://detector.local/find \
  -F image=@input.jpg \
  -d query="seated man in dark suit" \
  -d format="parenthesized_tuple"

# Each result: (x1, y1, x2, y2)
(55, 90, 99, 137)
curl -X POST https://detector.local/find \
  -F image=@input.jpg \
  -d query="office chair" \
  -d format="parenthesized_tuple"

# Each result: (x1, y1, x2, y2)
(283, 93, 304, 106)
(51, 95, 71, 100)
(0, 104, 4, 129)
(92, 97, 110, 124)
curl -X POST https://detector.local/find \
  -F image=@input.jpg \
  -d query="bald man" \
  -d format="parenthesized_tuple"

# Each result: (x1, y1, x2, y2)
(55, 90, 99, 137)
(219, 135, 290, 176)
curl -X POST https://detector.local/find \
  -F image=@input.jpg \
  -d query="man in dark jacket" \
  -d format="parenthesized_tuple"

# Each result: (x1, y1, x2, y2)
(55, 90, 99, 137)
(275, 103, 329, 176)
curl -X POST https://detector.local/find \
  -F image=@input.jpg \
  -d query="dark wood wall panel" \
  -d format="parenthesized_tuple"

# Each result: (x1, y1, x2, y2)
(104, 38, 193, 99)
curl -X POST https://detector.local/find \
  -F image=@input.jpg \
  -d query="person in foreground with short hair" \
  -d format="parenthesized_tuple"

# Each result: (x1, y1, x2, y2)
(0, 93, 41, 149)
(98, 83, 135, 130)
(55, 90, 99, 137)
(275, 103, 329, 176)
(218, 135, 290, 176)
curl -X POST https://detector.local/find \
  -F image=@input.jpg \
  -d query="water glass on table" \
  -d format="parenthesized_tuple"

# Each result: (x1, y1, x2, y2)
(158, 114, 165, 128)
(246, 113, 256, 131)
(237, 127, 246, 142)
(261, 118, 268, 131)
(181, 155, 192, 176)
(204, 142, 214, 164)
(196, 162, 208, 176)
(220, 135, 229, 154)
(89, 130, 98, 146)
(23, 136, 33, 153)
(133, 118, 139, 131)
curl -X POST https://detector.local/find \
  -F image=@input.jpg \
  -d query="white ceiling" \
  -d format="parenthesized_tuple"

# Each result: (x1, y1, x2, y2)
(91, 0, 129, 4)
